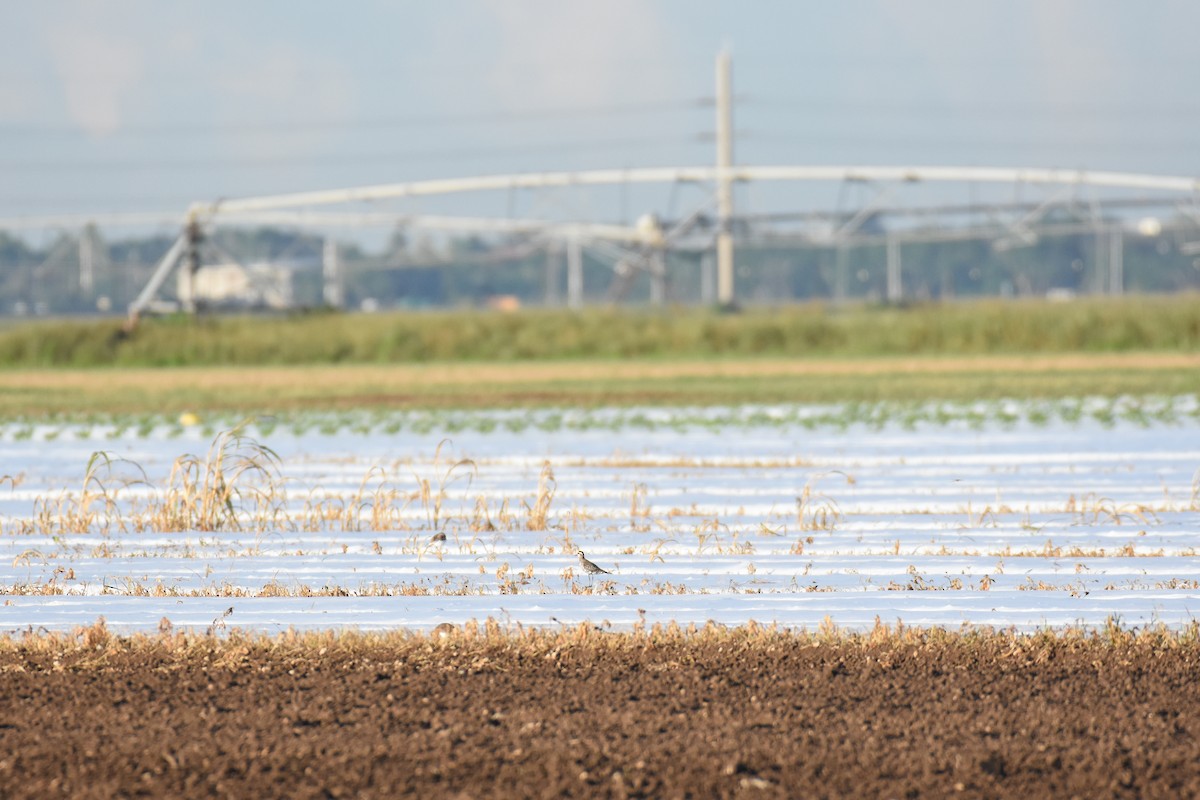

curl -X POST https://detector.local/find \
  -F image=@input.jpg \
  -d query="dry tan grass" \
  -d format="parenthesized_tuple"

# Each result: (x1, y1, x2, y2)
(2, 615, 1197, 666)
(4, 351, 1199, 416)
(6, 351, 1199, 393)
(523, 461, 556, 531)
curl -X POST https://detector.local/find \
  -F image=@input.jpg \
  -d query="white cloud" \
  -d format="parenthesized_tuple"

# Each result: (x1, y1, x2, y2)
(37, 4, 355, 142)
(46, 18, 143, 135)
(1023, 2, 1123, 104)
(213, 43, 357, 133)
(873, 0, 1125, 106)
(470, 0, 686, 109)
(0, 82, 37, 125)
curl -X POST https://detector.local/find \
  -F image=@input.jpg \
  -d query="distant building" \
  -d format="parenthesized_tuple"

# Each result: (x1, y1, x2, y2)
(177, 262, 296, 310)
(486, 294, 521, 312)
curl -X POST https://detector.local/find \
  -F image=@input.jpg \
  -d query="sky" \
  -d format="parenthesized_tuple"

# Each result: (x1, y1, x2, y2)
(3, 0, 1199, 236)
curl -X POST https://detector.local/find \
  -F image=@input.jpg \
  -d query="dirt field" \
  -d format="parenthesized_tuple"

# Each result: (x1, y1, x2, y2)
(1, 626, 1198, 798)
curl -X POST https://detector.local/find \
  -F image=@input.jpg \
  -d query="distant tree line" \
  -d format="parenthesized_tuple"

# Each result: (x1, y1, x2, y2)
(1, 218, 1198, 316)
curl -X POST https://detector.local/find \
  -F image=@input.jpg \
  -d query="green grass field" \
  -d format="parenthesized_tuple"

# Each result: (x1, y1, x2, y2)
(0, 296, 1196, 419)
(1, 295, 1198, 368)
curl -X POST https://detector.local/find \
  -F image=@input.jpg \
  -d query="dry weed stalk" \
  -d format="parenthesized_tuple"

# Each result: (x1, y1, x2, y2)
(524, 461, 556, 531)
(691, 517, 728, 555)
(796, 482, 842, 532)
(412, 440, 476, 532)
(562, 505, 592, 533)
(4, 618, 1200, 673)
(148, 426, 283, 533)
(305, 465, 406, 532)
(33, 452, 146, 536)
(961, 501, 998, 529)
(1068, 492, 1153, 525)
(471, 496, 497, 532)
(629, 482, 651, 531)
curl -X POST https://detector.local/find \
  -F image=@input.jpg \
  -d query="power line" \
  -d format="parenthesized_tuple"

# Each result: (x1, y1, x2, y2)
(745, 131, 1200, 154)
(0, 99, 712, 138)
(0, 134, 708, 174)
(747, 94, 1200, 120)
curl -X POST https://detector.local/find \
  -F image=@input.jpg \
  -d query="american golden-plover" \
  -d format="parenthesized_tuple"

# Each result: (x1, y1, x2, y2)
(577, 550, 610, 576)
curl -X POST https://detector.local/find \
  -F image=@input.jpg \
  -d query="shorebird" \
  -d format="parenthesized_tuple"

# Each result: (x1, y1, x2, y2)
(577, 550, 610, 577)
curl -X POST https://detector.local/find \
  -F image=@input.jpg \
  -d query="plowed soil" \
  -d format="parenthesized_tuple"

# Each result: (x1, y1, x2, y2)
(2, 628, 1198, 798)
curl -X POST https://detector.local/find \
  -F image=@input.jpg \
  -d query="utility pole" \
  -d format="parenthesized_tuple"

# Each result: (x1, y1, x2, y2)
(715, 48, 735, 309)
(180, 216, 203, 313)
(567, 236, 583, 310)
(886, 234, 903, 303)
(323, 237, 343, 308)
(649, 251, 666, 306)
(79, 229, 95, 296)
(834, 242, 848, 304)
(1108, 226, 1124, 295)
(700, 251, 715, 304)
(543, 242, 560, 306)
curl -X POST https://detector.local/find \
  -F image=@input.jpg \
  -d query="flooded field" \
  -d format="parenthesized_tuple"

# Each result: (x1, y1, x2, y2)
(2, 398, 1198, 635)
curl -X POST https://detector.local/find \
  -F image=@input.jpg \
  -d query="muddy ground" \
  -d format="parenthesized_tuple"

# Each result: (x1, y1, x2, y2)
(1, 628, 1198, 798)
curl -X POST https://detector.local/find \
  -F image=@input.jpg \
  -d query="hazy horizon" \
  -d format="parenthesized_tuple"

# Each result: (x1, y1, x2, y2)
(4, 1, 1199, 228)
